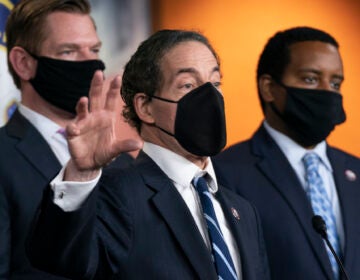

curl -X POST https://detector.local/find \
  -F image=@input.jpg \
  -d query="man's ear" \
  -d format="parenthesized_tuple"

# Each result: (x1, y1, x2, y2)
(258, 74, 276, 102)
(133, 93, 155, 124)
(8, 46, 37, 81)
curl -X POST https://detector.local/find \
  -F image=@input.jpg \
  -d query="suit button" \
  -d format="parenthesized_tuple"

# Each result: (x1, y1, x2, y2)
(58, 191, 65, 199)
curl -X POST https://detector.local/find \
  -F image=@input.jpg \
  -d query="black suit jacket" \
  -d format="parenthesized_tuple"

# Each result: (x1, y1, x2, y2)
(213, 124, 360, 280)
(0, 110, 133, 279)
(28, 151, 270, 280)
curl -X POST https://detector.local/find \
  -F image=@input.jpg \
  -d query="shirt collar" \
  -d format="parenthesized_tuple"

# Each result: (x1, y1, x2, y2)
(142, 141, 218, 193)
(18, 104, 63, 141)
(263, 120, 332, 171)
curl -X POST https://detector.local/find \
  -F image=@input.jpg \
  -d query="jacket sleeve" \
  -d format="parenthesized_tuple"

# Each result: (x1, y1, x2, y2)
(27, 170, 134, 280)
(27, 184, 101, 279)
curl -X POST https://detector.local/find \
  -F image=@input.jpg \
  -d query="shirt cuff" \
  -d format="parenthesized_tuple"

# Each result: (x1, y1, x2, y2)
(51, 166, 102, 212)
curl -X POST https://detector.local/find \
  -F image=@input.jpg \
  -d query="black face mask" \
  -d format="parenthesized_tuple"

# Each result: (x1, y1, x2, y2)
(270, 84, 346, 147)
(30, 56, 105, 114)
(151, 82, 227, 156)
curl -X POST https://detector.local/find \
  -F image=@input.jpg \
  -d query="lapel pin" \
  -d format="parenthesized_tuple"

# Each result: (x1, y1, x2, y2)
(345, 169, 356, 181)
(231, 207, 240, 220)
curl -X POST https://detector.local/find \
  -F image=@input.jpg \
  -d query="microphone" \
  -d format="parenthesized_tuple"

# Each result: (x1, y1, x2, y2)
(312, 215, 349, 280)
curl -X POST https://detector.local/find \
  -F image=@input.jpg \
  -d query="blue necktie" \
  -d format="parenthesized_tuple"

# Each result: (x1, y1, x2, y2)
(193, 175, 238, 280)
(303, 152, 341, 279)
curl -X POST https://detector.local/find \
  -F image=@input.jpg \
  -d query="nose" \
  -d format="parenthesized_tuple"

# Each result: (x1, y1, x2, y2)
(318, 80, 333, 91)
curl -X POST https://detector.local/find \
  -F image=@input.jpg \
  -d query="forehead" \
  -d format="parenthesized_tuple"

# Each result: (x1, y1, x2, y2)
(41, 11, 99, 48)
(286, 41, 343, 74)
(159, 41, 219, 75)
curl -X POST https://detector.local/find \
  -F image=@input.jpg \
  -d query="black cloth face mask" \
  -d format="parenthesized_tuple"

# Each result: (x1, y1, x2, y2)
(270, 83, 346, 147)
(151, 82, 227, 156)
(29, 55, 105, 114)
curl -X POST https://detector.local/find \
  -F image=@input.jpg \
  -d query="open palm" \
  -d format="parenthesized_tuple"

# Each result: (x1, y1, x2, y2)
(64, 71, 141, 180)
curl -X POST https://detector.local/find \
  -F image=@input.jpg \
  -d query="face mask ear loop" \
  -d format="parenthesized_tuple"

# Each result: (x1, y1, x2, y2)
(145, 94, 178, 137)
(150, 95, 179, 104)
(23, 49, 39, 60)
(153, 123, 175, 137)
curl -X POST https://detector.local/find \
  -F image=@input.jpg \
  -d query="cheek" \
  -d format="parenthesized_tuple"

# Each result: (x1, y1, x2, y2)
(271, 87, 287, 111)
(154, 103, 177, 130)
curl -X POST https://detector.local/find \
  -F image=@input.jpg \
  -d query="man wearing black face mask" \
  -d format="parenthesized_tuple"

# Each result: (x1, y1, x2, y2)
(214, 26, 360, 280)
(0, 1, 136, 278)
(27, 29, 270, 280)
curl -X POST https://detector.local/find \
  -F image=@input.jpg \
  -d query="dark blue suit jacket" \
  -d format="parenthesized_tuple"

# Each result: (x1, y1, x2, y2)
(213, 124, 360, 280)
(0, 110, 133, 279)
(28, 151, 270, 280)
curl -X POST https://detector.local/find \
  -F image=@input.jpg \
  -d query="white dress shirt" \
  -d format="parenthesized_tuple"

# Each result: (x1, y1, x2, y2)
(18, 104, 70, 166)
(143, 142, 242, 278)
(51, 141, 242, 278)
(263, 121, 345, 251)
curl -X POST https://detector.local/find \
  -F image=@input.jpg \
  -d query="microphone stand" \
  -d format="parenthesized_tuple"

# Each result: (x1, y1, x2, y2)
(312, 215, 349, 280)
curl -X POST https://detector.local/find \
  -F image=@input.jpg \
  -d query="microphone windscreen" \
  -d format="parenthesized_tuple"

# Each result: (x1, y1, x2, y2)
(312, 215, 327, 236)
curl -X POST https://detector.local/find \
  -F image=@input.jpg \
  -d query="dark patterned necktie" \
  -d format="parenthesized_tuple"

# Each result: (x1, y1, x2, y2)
(193, 175, 238, 280)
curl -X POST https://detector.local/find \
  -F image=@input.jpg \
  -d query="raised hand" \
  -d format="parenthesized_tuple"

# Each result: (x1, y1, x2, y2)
(64, 71, 142, 181)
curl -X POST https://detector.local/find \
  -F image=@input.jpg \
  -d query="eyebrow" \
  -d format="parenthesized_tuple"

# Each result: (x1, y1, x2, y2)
(57, 41, 102, 49)
(92, 42, 103, 48)
(175, 66, 220, 77)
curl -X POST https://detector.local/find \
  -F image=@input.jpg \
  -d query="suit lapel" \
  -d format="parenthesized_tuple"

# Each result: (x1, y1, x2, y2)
(328, 148, 360, 274)
(216, 187, 256, 280)
(252, 126, 334, 279)
(7, 110, 61, 180)
(135, 153, 217, 280)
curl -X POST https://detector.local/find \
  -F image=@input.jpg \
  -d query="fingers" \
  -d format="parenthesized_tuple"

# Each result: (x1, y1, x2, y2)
(67, 97, 89, 137)
(105, 75, 122, 111)
(89, 70, 105, 112)
(89, 72, 121, 114)
(75, 97, 89, 120)
(66, 122, 80, 138)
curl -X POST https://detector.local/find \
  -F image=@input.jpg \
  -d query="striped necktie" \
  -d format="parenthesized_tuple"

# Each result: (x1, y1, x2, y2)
(303, 152, 341, 279)
(193, 175, 238, 280)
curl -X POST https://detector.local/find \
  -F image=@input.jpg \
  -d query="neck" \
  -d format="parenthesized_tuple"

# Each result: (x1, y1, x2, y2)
(265, 116, 317, 150)
(141, 126, 209, 169)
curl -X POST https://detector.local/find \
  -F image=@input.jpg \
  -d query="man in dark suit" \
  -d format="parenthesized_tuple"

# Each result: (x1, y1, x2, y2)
(27, 30, 270, 280)
(213, 26, 360, 280)
(0, 1, 133, 278)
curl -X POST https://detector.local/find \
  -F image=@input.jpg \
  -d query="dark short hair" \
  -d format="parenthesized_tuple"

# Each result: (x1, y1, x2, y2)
(256, 26, 339, 112)
(6, 0, 92, 88)
(121, 29, 220, 132)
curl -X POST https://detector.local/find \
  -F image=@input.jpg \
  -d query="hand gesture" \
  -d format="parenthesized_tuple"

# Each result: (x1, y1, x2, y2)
(64, 71, 142, 181)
